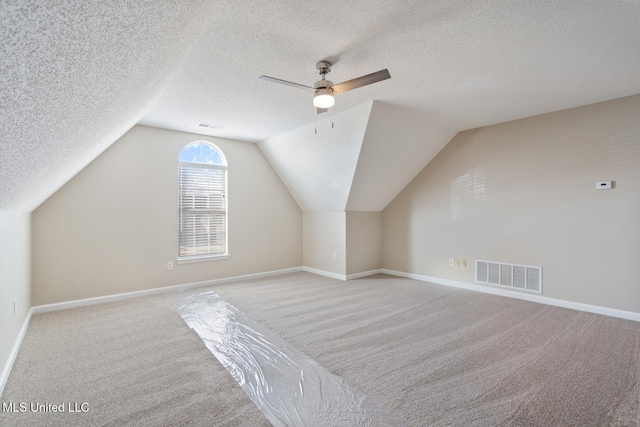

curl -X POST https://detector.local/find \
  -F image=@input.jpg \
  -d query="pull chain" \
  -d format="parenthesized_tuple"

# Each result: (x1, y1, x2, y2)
(312, 106, 335, 134)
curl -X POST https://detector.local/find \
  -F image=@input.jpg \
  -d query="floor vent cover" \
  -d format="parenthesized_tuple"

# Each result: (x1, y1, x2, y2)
(476, 260, 542, 293)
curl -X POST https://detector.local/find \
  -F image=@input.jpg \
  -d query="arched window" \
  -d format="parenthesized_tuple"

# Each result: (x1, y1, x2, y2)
(178, 141, 228, 260)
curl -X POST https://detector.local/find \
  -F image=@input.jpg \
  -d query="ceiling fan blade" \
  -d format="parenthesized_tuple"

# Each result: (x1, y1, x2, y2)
(316, 107, 328, 114)
(259, 75, 316, 92)
(331, 69, 391, 94)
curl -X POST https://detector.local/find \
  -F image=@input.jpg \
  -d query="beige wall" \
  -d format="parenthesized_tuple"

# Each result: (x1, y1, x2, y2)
(346, 211, 381, 276)
(32, 126, 302, 305)
(303, 212, 346, 275)
(0, 212, 31, 389)
(383, 95, 640, 313)
(303, 211, 381, 277)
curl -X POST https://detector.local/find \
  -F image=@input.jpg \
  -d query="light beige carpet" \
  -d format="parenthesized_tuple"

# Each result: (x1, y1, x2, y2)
(2, 272, 639, 426)
(0, 295, 270, 427)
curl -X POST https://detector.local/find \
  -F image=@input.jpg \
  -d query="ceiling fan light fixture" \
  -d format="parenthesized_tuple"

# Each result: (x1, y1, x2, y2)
(260, 61, 390, 114)
(313, 88, 335, 108)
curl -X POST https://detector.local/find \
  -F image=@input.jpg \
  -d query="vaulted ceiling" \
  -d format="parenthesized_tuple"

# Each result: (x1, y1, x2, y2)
(2, 1, 640, 212)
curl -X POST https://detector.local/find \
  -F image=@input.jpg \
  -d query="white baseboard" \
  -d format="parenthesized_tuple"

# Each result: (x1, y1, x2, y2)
(346, 269, 382, 280)
(302, 266, 346, 281)
(0, 307, 33, 398)
(32, 267, 303, 314)
(381, 269, 640, 322)
(301, 268, 381, 281)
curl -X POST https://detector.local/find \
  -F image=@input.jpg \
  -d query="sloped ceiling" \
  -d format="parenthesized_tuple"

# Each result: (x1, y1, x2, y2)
(0, 1, 214, 212)
(259, 102, 372, 212)
(2, 1, 640, 212)
(260, 101, 460, 212)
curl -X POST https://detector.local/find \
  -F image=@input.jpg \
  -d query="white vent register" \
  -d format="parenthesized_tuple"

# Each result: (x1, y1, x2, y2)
(476, 260, 542, 293)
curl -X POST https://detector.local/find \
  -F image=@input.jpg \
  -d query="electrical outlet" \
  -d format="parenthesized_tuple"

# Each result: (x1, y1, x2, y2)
(454, 259, 460, 267)
(449, 258, 454, 267)
(332, 252, 337, 260)
(461, 259, 467, 268)
(167, 261, 173, 271)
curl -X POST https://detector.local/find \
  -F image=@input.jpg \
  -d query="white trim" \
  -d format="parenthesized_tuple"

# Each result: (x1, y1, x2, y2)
(179, 161, 227, 170)
(177, 254, 229, 264)
(380, 269, 640, 322)
(302, 266, 346, 281)
(1, 307, 33, 397)
(32, 267, 303, 314)
(301, 268, 382, 281)
(346, 269, 382, 280)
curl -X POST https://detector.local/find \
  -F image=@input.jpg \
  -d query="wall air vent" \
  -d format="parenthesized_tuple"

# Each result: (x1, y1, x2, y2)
(197, 123, 223, 129)
(476, 260, 542, 294)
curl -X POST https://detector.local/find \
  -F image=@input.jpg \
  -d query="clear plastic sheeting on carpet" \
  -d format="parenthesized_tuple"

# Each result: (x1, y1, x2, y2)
(175, 291, 408, 427)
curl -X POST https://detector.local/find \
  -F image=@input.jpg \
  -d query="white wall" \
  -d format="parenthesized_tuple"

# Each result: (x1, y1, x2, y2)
(0, 212, 31, 393)
(259, 103, 372, 212)
(346, 211, 381, 275)
(303, 212, 346, 276)
(382, 95, 640, 313)
(32, 126, 302, 305)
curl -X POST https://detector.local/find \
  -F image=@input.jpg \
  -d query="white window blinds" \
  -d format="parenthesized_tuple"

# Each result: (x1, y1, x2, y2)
(178, 142, 228, 259)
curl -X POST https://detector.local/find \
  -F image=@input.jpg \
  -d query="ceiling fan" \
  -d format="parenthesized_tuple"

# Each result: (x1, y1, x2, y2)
(259, 61, 391, 114)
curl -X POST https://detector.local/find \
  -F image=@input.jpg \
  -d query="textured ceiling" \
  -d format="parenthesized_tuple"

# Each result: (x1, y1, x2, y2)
(0, 1, 212, 211)
(2, 1, 640, 212)
(140, 0, 640, 141)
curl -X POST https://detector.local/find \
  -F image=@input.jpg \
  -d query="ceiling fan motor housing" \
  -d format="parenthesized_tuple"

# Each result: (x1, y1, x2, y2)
(314, 79, 334, 91)
(315, 61, 332, 75)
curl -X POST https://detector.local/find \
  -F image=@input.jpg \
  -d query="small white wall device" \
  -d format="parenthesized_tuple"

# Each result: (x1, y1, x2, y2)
(595, 181, 612, 190)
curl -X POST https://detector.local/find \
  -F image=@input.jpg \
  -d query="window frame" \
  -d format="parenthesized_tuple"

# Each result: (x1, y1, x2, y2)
(176, 141, 229, 264)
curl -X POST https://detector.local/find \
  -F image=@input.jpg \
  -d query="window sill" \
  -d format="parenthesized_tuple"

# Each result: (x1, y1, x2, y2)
(177, 254, 229, 264)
